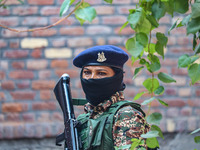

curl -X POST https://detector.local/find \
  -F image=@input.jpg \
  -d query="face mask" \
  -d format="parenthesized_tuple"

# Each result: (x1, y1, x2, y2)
(80, 68, 125, 106)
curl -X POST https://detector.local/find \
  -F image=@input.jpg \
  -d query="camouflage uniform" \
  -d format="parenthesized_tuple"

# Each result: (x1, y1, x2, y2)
(83, 91, 150, 150)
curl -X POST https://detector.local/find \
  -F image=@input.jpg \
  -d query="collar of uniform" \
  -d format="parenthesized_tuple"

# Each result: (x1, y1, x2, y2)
(84, 91, 125, 118)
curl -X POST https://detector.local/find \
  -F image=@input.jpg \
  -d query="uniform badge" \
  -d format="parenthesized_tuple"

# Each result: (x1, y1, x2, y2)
(97, 52, 106, 62)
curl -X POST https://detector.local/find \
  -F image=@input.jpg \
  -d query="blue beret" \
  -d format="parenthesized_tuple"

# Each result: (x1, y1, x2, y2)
(73, 45, 129, 69)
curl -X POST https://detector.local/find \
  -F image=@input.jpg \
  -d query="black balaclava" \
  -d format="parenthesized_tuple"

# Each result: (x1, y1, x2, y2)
(80, 67, 126, 106)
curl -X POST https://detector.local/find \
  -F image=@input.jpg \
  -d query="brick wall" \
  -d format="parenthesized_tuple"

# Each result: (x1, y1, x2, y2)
(0, 0, 199, 139)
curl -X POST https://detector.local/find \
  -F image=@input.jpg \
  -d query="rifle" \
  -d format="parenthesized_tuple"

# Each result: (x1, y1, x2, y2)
(54, 73, 81, 150)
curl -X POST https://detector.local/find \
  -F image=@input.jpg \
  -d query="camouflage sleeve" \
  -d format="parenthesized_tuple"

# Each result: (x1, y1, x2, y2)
(112, 106, 150, 150)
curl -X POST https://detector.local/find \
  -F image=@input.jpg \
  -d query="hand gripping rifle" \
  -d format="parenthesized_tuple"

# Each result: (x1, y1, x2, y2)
(54, 74, 81, 150)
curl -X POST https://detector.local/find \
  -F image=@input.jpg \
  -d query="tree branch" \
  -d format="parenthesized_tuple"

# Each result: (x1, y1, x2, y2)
(0, 0, 84, 33)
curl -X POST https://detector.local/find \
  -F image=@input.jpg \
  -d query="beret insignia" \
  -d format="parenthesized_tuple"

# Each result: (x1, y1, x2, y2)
(97, 52, 106, 62)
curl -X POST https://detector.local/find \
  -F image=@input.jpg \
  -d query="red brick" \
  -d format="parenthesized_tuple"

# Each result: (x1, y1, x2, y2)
(51, 38, 65, 47)
(13, 124, 25, 138)
(27, 60, 48, 70)
(28, 0, 54, 5)
(86, 26, 111, 35)
(166, 99, 186, 107)
(159, 16, 171, 24)
(171, 67, 188, 75)
(22, 113, 35, 122)
(170, 27, 187, 35)
(167, 108, 179, 117)
(167, 36, 177, 45)
(0, 71, 5, 80)
(188, 99, 200, 107)
(124, 88, 137, 98)
(32, 102, 56, 110)
(0, 8, 10, 15)
(32, 80, 55, 90)
(51, 112, 63, 121)
(1, 81, 15, 90)
(152, 26, 167, 34)
(2, 103, 27, 113)
(40, 6, 60, 15)
(112, 0, 131, 4)
(60, 27, 84, 35)
(160, 58, 177, 66)
(196, 89, 200, 96)
(102, 16, 126, 24)
(177, 37, 191, 45)
(55, 69, 79, 78)
(0, 17, 19, 26)
(170, 46, 193, 53)
(9, 70, 34, 79)
(38, 70, 52, 79)
(165, 88, 177, 96)
(0, 40, 7, 48)
(50, 16, 75, 25)
(31, 48, 42, 58)
(51, 60, 68, 68)
(4, 50, 28, 59)
(4, 0, 24, 5)
(32, 29, 57, 37)
(0, 61, 8, 70)
(0, 92, 5, 101)
(9, 40, 19, 48)
(22, 17, 48, 26)
(108, 37, 124, 45)
(13, 6, 38, 15)
(10, 91, 36, 100)
(0, 114, 5, 122)
(84, 0, 101, 4)
(180, 107, 192, 116)
(16, 81, 30, 89)
(2, 28, 28, 38)
(94, 6, 114, 15)
(12, 61, 25, 69)
(117, 6, 135, 14)
(6, 113, 20, 122)
(67, 37, 93, 47)
(114, 26, 135, 35)
(40, 90, 52, 100)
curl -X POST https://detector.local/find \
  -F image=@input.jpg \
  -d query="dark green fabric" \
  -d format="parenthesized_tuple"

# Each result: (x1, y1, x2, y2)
(77, 100, 144, 150)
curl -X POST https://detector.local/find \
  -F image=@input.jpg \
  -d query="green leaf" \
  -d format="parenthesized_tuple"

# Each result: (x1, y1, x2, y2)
(141, 97, 156, 105)
(155, 42, 164, 59)
(75, 4, 96, 22)
(174, 0, 189, 14)
(148, 55, 161, 72)
(154, 86, 164, 95)
(188, 63, 200, 84)
(133, 66, 144, 79)
(133, 91, 146, 101)
(181, 15, 191, 26)
(187, 17, 200, 34)
(143, 78, 159, 92)
(158, 72, 176, 83)
(151, 1, 166, 20)
(60, 0, 73, 17)
(151, 125, 164, 139)
(141, 131, 159, 138)
(146, 138, 159, 149)
(17, 0, 24, 4)
(191, 128, 200, 135)
(157, 98, 169, 107)
(136, 32, 148, 47)
(139, 58, 147, 65)
(130, 138, 141, 149)
(168, 19, 178, 35)
(156, 32, 168, 47)
(147, 112, 162, 125)
(135, 17, 152, 34)
(126, 37, 144, 58)
(191, 3, 200, 19)
(194, 43, 200, 54)
(104, 0, 113, 4)
(144, 43, 156, 54)
(146, 15, 159, 28)
(191, 56, 199, 63)
(178, 54, 191, 68)
(194, 136, 200, 144)
(119, 21, 129, 34)
(115, 144, 131, 150)
(128, 8, 145, 28)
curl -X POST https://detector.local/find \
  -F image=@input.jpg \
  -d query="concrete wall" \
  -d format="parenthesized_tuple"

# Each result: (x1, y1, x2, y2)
(0, 0, 199, 142)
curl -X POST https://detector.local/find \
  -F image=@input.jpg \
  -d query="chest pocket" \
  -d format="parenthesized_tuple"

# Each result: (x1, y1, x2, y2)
(78, 114, 114, 150)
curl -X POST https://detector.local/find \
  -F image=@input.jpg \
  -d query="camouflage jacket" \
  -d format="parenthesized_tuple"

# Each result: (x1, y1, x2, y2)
(83, 91, 150, 150)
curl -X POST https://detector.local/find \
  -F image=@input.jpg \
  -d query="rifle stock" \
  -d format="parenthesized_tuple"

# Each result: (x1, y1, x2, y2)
(54, 74, 80, 150)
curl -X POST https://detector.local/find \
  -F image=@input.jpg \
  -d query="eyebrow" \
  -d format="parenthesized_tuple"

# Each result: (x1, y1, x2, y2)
(83, 67, 108, 72)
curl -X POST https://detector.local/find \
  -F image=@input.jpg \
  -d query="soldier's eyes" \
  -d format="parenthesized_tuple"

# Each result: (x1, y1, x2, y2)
(83, 71, 91, 75)
(98, 72, 107, 76)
